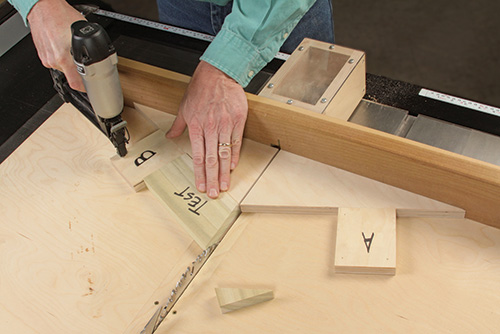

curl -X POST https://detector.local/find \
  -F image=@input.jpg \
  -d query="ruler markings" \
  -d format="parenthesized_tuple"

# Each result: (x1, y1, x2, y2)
(419, 88, 500, 118)
(95, 9, 290, 61)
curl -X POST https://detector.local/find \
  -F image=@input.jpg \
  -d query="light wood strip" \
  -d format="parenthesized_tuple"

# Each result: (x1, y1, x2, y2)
(241, 150, 464, 218)
(117, 57, 500, 228)
(144, 154, 240, 249)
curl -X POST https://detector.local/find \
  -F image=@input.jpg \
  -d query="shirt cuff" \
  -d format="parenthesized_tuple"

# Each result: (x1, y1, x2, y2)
(8, 0, 39, 25)
(200, 27, 276, 88)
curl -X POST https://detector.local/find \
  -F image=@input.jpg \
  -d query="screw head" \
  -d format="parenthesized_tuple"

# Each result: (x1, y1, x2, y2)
(287, 99, 293, 104)
(298, 46, 305, 51)
(267, 83, 274, 88)
(329, 45, 335, 50)
(321, 98, 328, 103)
(348, 59, 355, 64)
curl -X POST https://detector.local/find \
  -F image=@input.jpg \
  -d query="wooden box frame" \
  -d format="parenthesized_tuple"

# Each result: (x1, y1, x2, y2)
(259, 39, 366, 120)
(117, 57, 500, 228)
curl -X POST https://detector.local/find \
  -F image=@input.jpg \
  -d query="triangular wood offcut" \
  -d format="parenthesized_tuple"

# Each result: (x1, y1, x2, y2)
(241, 150, 464, 218)
(215, 288, 274, 314)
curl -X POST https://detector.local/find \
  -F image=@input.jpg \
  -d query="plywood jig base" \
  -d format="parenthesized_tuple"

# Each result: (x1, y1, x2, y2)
(141, 213, 500, 334)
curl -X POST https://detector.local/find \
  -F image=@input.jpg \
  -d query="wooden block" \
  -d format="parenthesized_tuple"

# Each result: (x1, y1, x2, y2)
(259, 39, 365, 120)
(110, 129, 184, 191)
(334, 208, 396, 275)
(144, 154, 241, 249)
(241, 150, 464, 218)
(120, 105, 158, 144)
(215, 288, 274, 314)
(133, 102, 192, 154)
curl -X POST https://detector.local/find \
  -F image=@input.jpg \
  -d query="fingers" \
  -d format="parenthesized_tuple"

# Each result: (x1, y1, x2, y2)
(204, 128, 220, 198)
(61, 60, 85, 92)
(218, 129, 233, 193)
(177, 61, 248, 198)
(188, 123, 207, 195)
(229, 120, 246, 171)
(166, 113, 187, 139)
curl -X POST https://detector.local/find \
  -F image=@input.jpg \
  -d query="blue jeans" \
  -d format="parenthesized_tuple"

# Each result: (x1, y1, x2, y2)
(157, 0, 335, 54)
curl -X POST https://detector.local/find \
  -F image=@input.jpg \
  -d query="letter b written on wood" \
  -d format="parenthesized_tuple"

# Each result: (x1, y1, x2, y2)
(134, 150, 157, 166)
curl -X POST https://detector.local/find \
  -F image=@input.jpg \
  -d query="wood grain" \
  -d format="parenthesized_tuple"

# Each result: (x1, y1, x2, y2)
(215, 288, 274, 313)
(241, 150, 464, 218)
(117, 57, 500, 228)
(0, 103, 201, 333)
(0, 102, 278, 333)
(144, 154, 241, 249)
(150, 213, 500, 333)
(120, 105, 158, 145)
(334, 208, 396, 275)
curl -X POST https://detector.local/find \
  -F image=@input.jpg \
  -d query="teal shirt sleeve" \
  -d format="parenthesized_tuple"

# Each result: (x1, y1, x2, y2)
(7, 0, 39, 24)
(200, 0, 317, 87)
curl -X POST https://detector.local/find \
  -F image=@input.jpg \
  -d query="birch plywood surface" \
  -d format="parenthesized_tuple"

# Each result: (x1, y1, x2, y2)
(0, 103, 200, 333)
(153, 213, 500, 334)
(241, 150, 464, 218)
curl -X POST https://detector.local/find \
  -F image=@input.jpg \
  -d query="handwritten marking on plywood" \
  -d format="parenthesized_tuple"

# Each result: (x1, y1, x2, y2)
(215, 288, 274, 313)
(144, 154, 240, 249)
(110, 129, 184, 191)
(241, 150, 464, 218)
(334, 208, 396, 275)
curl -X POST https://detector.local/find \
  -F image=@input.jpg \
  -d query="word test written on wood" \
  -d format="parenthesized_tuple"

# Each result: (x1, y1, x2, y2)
(144, 154, 240, 249)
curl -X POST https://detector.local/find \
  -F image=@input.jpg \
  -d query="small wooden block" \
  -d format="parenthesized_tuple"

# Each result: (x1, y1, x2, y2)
(215, 288, 274, 314)
(144, 154, 240, 249)
(110, 129, 184, 192)
(120, 106, 159, 144)
(334, 208, 396, 275)
(259, 38, 365, 120)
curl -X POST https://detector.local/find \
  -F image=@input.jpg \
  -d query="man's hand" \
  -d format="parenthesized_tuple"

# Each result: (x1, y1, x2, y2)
(27, 0, 86, 91)
(166, 61, 248, 199)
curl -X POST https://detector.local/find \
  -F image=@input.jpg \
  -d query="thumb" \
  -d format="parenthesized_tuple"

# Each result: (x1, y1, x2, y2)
(166, 114, 187, 138)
